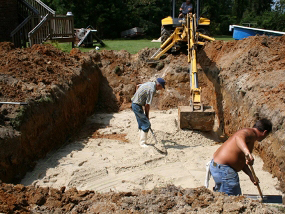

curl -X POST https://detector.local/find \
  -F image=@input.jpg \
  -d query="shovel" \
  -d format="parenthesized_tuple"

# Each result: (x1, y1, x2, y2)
(149, 128, 167, 155)
(244, 155, 283, 204)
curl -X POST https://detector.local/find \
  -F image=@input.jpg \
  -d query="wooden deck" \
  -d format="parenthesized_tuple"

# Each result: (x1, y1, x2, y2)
(28, 14, 75, 47)
(11, 0, 75, 48)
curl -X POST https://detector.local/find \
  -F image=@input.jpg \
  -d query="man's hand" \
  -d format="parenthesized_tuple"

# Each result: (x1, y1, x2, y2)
(243, 164, 258, 185)
(144, 104, 150, 119)
(245, 153, 254, 166)
(249, 173, 259, 185)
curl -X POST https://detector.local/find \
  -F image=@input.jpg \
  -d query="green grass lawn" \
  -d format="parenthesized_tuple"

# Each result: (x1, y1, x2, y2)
(49, 39, 161, 54)
(213, 35, 234, 41)
(100, 39, 161, 54)
(49, 35, 233, 54)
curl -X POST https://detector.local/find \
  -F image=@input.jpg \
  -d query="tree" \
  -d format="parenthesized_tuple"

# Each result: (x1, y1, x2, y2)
(39, 0, 283, 38)
(247, 0, 273, 15)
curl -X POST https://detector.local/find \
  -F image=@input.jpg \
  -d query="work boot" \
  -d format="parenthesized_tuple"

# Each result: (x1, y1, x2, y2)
(140, 130, 148, 148)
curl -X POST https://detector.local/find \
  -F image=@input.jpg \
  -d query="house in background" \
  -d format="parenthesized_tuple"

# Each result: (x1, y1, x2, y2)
(0, 0, 18, 43)
(0, 0, 75, 48)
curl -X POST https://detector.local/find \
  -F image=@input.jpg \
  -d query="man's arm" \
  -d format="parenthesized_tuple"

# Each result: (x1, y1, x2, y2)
(235, 132, 254, 165)
(242, 164, 258, 185)
(188, 4, 193, 12)
(136, 84, 141, 91)
(144, 104, 150, 119)
(180, 3, 184, 12)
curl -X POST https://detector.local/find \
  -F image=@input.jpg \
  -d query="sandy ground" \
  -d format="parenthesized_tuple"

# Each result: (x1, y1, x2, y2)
(21, 109, 282, 197)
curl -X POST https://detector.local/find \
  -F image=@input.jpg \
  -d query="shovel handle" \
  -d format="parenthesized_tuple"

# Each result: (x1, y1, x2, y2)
(246, 155, 263, 200)
(149, 128, 158, 143)
(249, 165, 263, 199)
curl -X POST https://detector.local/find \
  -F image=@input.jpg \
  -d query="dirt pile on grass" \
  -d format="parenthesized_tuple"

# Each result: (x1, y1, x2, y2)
(0, 42, 80, 101)
(0, 42, 83, 130)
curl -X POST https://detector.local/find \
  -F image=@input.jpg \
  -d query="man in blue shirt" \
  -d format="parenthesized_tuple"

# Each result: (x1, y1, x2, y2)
(131, 78, 166, 147)
(179, 0, 193, 18)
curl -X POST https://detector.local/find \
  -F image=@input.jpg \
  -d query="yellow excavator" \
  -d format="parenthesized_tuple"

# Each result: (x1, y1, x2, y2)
(150, 0, 215, 131)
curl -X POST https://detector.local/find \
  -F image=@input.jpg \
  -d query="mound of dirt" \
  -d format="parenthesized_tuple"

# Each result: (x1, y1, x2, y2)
(0, 182, 283, 213)
(0, 43, 101, 183)
(0, 42, 84, 131)
(0, 42, 80, 101)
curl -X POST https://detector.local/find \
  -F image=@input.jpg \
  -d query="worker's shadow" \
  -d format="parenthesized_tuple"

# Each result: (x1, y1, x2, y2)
(147, 138, 190, 154)
(147, 139, 191, 155)
(160, 140, 190, 150)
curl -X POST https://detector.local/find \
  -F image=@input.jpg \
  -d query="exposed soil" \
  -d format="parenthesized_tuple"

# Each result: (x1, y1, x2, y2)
(1, 182, 283, 214)
(197, 36, 285, 192)
(0, 35, 285, 213)
(0, 42, 101, 183)
(0, 43, 78, 101)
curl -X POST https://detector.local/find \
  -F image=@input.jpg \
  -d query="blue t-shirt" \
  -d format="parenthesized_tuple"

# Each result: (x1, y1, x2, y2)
(181, 2, 193, 14)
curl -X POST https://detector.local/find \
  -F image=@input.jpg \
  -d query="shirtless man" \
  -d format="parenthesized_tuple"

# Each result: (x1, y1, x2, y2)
(209, 118, 272, 195)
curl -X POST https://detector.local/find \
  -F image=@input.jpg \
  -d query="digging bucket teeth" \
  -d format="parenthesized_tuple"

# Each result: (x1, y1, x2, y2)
(178, 106, 215, 131)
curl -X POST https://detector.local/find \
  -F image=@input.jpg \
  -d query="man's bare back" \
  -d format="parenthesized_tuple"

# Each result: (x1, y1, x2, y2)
(209, 119, 272, 195)
(213, 128, 259, 172)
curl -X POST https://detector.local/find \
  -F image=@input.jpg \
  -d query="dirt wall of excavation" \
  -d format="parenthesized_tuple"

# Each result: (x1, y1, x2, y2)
(0, 43, 101, 183)
(197, 36, 285, 192)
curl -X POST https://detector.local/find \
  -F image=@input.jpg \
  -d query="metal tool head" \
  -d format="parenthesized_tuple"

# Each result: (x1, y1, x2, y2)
(243, 194, 283, 204)
(149, 128, 167, 155)
(178, 106, 215, 131)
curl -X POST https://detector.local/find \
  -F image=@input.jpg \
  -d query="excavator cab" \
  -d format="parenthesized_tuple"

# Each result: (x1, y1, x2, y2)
(159, 0, 211, 52)
(151, 0, 215, 132)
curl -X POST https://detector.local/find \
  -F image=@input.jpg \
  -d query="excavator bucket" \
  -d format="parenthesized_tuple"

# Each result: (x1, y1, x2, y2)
(178, 106, 215, 131)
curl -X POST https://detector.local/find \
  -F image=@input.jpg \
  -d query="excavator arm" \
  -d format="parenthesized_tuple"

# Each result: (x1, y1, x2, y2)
(151, 12, 216, 131)
(178, 13, 215, 131)
(188, 13, 202, 111)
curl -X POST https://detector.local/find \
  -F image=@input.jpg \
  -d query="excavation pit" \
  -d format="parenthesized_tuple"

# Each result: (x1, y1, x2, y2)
(0, 36, 285, 212)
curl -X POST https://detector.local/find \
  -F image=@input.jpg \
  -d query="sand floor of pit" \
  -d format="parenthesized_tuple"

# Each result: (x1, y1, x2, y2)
(21, 109, 282, 196)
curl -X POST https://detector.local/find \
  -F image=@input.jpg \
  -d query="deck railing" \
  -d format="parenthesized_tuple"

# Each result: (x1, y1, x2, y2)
(12, 0, 74, 48)
(51, 16, 74, 39)
(11, 15, 40, 48)
(17, 0, 39, 18)
(28, 14, 51, 46)
(24, 0, 55, 15)
(29, 15, 74, 46)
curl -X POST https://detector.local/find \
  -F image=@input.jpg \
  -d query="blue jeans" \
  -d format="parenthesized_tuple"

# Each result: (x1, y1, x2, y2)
(209, 159, 242, 196)
(131, 103, 150, 132)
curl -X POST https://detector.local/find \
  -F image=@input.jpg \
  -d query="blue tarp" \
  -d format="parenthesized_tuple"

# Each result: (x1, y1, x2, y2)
(229, 25, 285, 40)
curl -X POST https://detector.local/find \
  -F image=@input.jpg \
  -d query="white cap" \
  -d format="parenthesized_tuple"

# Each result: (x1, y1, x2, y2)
(66, 12, 73, 16)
